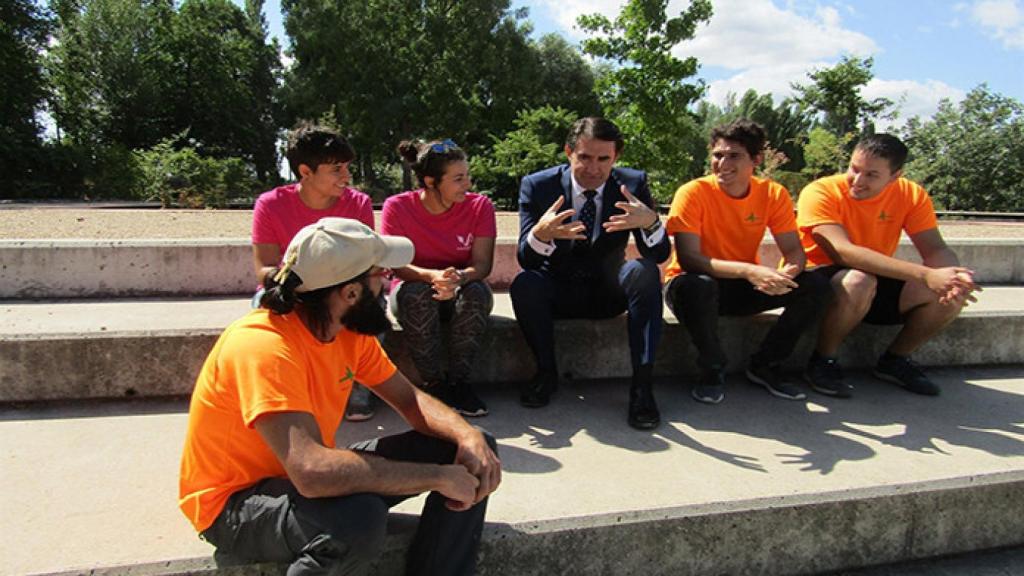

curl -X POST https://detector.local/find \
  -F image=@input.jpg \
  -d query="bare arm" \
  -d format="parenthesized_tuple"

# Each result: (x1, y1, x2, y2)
(252, 243, 281, 285)
(772, 230, 807, 278)
(812, 224, 976, 298)
(254, 410, 479, 507)
(674, 232, 797, 295)
(373, 371, 501, 506)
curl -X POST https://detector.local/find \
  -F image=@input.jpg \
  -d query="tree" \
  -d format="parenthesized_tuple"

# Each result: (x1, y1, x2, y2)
(47, 0, 178, 150)
(471, 105, 578, 207)
(578, 0, 714, 201)
(791, 55, 894, 138)
(169, 0, 281, 182)
(282, 0, 544, 195)
(902, 85, 1024, 212)
(801, 127, 851, 180)
(698, 89, 813, 174)
(0, 0, 50, 197)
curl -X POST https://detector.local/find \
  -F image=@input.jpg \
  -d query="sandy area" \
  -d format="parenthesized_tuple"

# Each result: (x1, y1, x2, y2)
(1, 207, 1022, 240)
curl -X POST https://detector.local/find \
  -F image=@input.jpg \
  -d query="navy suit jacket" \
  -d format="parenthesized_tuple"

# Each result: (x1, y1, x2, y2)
(516, 164, 671, 280)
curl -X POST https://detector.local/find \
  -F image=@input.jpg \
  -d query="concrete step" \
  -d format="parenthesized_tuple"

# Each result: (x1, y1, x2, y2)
(3, 366, 1023, 575)
(2, 238, 1022, 298)
(3, 288, 1023, 403)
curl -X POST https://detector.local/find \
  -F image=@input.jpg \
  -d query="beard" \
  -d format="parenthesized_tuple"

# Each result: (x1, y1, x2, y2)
(341, 283, 392, 335)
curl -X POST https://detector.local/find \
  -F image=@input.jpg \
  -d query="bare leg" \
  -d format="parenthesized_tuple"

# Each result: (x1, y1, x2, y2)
(816, 269, 876, 356)
(886, 279, 965, 356)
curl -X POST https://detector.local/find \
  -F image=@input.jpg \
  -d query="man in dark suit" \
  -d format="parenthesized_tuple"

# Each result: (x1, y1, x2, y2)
(510, 117, 671, 430)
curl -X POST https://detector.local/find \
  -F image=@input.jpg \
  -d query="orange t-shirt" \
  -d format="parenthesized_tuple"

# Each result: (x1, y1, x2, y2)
(797, 174, 938, 268)
(178, 309, 396, 532)
(663, 175, 797, 280)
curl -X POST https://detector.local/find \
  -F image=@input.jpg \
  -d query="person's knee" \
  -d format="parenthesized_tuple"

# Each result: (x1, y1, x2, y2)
(796, 269, 833, 302)
(834, 270, 876, 311)
(312, 495, 389, 568)
(510, 271, 551, 311)
(620, 259, 662, 294)
(459, 281, 494, 311)
(476, 427, 499, 455)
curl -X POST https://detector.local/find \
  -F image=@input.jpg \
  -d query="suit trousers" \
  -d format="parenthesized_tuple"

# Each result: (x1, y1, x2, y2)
(201, 430, 496, 576)
(510, 258, 663, 376)
(664, 271, 831, 371)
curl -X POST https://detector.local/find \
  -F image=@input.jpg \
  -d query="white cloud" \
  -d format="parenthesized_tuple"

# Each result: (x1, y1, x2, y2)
(862, 79, 966, 130)
(533, 0, 624, 37)
(674, 0, 876, 71)
(971, 0, 1024, 48)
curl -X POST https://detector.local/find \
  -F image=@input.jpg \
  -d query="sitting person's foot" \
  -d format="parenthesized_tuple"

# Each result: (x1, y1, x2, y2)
(692, 368, 725, 404)
(345, 383, 376, 422)
(520, 372, 557, 408)
(628, 385, 660, 430)
(745, 359, 807, 400)
(804, 354, 853, 398)
(451, 380, 489, 417)
(873, 352, 940, 396)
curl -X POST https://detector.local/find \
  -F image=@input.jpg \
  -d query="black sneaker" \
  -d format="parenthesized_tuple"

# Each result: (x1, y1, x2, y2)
(345, 383, 377, 422)
(451, 381, 489, 417)
(422, 380, 455, 406)
(692, 369, 725, 404)
(521, 372, 557, 408)
(804, 355, 853, 398)
(746, 361, 807, 400)
(873, 354, 940, 396)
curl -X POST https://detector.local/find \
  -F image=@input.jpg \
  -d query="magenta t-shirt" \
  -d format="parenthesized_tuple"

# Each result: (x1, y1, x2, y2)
(380, 190, 496, 271)
(252, 183, 375, 255)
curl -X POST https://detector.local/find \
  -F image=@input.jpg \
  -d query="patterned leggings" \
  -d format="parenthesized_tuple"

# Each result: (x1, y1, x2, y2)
(390, 280, 493, 384)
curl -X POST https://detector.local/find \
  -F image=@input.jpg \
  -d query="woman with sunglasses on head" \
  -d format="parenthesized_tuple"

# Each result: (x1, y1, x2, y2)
(381, 139, 496, 417)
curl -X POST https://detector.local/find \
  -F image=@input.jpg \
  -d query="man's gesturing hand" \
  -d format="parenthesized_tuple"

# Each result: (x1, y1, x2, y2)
(531, 196, 585, 243)
(605, 185, 658, 232)
(450, 432, 502, 511)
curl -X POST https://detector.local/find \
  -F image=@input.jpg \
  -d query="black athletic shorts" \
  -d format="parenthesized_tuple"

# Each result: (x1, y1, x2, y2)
(814, 265, 906, 325)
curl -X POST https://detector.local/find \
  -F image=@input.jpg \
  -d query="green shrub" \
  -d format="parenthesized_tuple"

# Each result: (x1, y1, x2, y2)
(135, 137, 258, 208)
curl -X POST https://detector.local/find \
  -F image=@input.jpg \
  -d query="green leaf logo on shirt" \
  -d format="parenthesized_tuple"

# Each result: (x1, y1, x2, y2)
(745, 212, 758, 223)
(339, 367, 355, 386)
(878, 210, 890, 222)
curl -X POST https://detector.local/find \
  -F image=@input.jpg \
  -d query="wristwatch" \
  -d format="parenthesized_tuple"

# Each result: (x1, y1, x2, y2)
(643, 217, 662, 233)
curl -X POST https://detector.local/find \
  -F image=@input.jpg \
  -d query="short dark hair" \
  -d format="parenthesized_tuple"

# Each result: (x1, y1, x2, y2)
(565, 117, 624, 153)
(854, 133, 909, 172)
(710, 119, 767, 159)
(285, 121, 356, 178)
(396, 139, 467, 189)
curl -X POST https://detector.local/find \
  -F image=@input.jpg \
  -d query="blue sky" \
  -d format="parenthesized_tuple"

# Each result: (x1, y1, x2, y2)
(254, 0, 1023, 127)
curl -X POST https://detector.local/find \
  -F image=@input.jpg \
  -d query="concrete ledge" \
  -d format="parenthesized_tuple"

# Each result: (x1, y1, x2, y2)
(2, 238, 1022, 298)
(3, 289, 1022, 402)
(38, 472, 1024, 576)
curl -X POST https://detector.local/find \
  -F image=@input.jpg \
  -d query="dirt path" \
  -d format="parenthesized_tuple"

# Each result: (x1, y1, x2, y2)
(1, 207, 1022, 240)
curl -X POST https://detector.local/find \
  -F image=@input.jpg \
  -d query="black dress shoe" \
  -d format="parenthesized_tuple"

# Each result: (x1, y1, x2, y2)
(520, 373, 557, 408)
(628, 386, 660, 429)
(628, 365, 660, 429)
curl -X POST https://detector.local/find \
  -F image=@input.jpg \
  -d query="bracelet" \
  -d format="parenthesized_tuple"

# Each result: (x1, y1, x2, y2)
(455, 269, 468, 286)
(643, 217, 662, 233)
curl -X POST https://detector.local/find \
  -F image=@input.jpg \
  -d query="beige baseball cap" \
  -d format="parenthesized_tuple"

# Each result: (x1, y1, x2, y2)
(277, 218, 414, 292)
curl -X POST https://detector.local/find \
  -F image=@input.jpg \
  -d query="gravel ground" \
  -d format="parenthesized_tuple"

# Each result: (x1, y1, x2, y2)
(1, 207, 1023, 239)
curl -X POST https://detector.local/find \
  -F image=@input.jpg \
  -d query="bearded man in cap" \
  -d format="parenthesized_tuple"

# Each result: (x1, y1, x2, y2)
(179, 218, 501, 576)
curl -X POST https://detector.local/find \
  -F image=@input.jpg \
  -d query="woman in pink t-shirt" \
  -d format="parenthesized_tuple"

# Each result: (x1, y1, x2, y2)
(381, 139, 496, 417)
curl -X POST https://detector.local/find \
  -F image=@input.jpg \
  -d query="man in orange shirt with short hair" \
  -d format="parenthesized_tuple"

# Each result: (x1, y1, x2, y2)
(664, 119, 830, 404)
(798, 133, 979, 398)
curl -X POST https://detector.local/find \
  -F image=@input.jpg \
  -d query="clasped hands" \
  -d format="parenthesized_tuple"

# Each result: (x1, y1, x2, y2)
(747, 262, 801, 295)
(531, 185, 659, 243)
(430, 267, 465, 301)
(440, 433, 502, 512)
(925, 267, 981, 307)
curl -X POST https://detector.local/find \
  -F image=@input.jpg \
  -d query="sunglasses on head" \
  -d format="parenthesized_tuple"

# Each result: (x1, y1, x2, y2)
(429, 139, 459, 154)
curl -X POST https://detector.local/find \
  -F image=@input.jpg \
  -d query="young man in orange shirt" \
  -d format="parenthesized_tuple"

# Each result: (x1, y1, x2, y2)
(798, 133, 979, 398)
(180, 218, 501, 575)
(664, 119, 830, 404)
